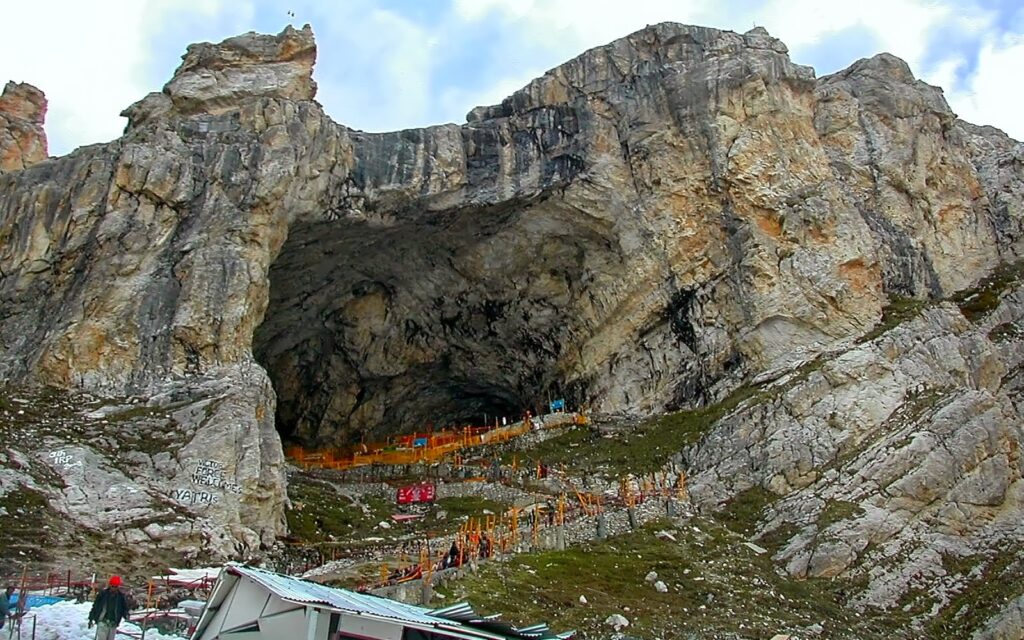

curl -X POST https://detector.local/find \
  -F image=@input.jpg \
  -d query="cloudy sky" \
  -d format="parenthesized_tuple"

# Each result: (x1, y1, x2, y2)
(1, 0, 1021, 156)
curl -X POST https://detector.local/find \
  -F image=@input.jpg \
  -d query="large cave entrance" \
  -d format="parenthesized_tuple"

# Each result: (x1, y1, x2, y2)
(253, 196, 617, 448)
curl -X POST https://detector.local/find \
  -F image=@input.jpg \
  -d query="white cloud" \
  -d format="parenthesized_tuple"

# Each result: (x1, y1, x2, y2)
(942, 33, 1024, 140)
(453, 0, 708, 54)
(438, 72, 544, 120)
(301, 2, 440, 132)
(924, 57, 965, 98)
(1, 1, 151, 155)
(752, 0, 951, 74)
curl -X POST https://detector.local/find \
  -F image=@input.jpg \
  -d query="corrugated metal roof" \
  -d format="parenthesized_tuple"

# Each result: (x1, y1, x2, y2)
(517, 623, 550, 635)
(430, 602, 477, 621)
(430, 601, 572, 640)
(212, 565, 574, 640)
(228, 564, 443, 626)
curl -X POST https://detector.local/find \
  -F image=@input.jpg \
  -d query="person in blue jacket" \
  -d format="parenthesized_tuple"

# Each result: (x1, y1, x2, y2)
(0, 585, 14, 629)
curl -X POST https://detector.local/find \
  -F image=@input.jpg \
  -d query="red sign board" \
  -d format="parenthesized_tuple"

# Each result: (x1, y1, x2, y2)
(396, 482, 436, 504)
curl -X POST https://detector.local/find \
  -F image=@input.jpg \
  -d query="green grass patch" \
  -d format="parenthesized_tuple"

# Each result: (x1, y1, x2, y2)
(952, 260, 1024, 322)
(108, 412, 183, 457)
(285, 474, 509, 545)
(857, 296, 927, 344)
(433, 495, 506, 522)
(0, 385, 185, 461)
(0, 486, 62, 569)
(286, 476, 393, 543)
(506, 384, 767, 478)
(436, 517, 902, 639)
(897, 587, 935, 618)
(388, 494, 511, 541)
(817, 500, 865, 531)
(758, 522, 801, 553)
(713, 486, 779, 536)
(505, 356, 836, 480)
(941, 551, 983, 578)
(499, 425, 591, 468)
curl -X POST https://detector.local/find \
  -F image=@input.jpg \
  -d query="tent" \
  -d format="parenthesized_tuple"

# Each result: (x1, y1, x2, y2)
(190, 563, 572, 640)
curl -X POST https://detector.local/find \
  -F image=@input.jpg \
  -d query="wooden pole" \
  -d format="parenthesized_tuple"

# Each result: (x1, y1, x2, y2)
(532, 504, 539, 547)
(511, 508, 519, 546)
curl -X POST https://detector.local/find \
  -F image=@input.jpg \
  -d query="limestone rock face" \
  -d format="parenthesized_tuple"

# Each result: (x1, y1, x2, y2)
(1, 28, 341, 558)
(680, 281, 1024, 633)
(0, 363, 285, 568)
(0, 81, 47, 173)
(1, 22, 1023, 568)
(131, 24, 317, 124)
(814, 54, 1006, 295)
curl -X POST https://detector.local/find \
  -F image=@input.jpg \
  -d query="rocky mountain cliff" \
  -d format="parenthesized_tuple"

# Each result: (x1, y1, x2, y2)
(1, 21, 1022, 625)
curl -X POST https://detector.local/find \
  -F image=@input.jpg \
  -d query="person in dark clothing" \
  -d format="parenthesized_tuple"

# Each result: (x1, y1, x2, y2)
(445, 539, 461, 568)
(88, 576, 131, 640)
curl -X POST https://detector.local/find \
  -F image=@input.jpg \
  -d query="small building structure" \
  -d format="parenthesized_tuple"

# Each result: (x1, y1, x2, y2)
(190, 563, 571, 640)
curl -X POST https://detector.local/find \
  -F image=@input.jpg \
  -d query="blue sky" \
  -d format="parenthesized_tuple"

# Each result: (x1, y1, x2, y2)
(2, 0, 1021, 156)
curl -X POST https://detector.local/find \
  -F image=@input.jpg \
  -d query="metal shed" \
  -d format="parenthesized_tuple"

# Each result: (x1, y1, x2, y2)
(190, 564, 572, 640)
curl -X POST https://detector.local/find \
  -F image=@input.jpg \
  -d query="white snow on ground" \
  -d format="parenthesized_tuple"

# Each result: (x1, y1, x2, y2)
(13, 600, 184, 640)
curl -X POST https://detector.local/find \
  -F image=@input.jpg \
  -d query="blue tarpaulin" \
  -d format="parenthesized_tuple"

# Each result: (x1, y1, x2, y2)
(6, 594, 66, 609)
(549, 399, 565, 412)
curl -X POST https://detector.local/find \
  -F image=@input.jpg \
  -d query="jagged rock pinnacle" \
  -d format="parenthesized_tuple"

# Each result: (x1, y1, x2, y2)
(0, 81, 47, 173)
(122, 24, 317, 128)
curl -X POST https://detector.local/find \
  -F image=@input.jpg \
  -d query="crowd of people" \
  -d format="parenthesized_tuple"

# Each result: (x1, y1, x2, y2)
(438, 530, 493, 570)
(373, 530, 498, 590)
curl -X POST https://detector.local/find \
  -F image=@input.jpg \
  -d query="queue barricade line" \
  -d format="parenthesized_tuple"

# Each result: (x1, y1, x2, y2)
(287, 413, 584, 472)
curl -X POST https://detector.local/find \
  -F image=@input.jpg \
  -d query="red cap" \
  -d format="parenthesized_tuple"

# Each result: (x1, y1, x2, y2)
(109, 576, 122, 587)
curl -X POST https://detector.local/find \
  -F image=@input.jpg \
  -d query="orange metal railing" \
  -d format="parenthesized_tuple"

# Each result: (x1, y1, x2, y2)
(286, 412, 587, 471)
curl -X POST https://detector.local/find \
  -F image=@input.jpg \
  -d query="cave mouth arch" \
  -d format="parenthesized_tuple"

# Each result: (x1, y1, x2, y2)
(251, 196, 609, 449)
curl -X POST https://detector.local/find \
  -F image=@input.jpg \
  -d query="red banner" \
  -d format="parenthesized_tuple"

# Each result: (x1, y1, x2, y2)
(396, 482, 436, 504)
